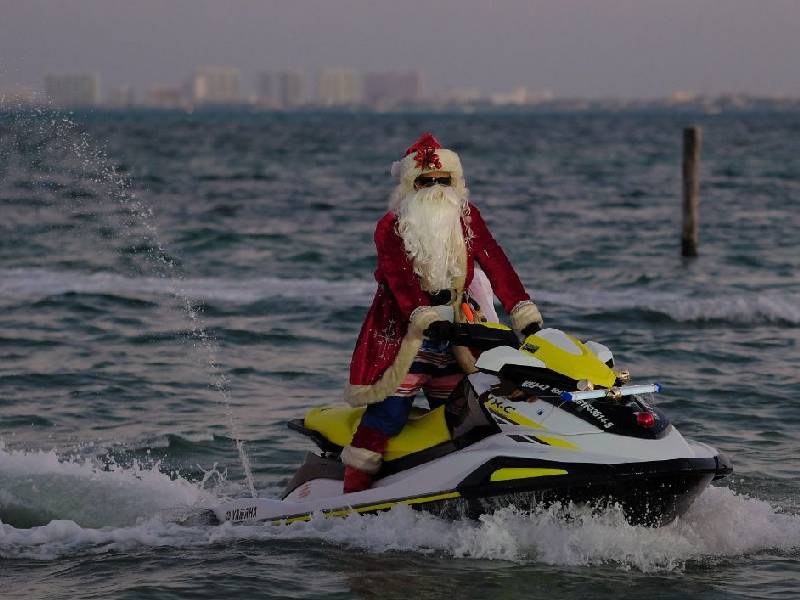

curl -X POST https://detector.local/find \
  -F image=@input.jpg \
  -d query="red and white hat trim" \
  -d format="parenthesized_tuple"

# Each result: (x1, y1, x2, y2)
(390, 132, 463, 187)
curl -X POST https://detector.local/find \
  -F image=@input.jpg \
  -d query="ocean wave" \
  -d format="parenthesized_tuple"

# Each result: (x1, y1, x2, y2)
(0, 268, 373, 306)
(541, 289, 800, 325)
(0, 268, 797, 325)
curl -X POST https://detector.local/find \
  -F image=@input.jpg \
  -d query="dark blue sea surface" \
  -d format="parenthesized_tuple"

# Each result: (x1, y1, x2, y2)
(0, 109, 798, 599)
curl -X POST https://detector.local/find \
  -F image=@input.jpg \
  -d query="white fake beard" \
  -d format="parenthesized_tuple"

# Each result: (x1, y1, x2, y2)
(396, 185, 469, 292)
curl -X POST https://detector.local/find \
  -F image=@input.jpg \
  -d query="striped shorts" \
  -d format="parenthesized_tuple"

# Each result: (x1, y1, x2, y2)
(359, 338, 464, 437)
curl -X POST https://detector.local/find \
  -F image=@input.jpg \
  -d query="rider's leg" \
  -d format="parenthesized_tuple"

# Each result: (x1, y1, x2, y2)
(423, 373, 464, 411)
(422, 351, 463, 410)
(342, 373, 427, 493)
(343, 338, 459, 493)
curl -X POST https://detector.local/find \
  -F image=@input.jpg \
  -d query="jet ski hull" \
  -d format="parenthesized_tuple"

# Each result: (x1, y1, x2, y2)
(206, 452, 730, 527)
(200, 326, 734, 529)
(453, 455, 730, 526)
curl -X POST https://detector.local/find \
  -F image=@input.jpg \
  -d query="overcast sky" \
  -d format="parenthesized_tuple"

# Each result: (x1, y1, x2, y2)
(2, 0, 799, 98)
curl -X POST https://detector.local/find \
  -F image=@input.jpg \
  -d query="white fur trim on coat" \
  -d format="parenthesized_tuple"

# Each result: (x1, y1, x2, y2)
(343, 329, 425, 406)
(344, 270, 466, 408)
(341, 445, 383, 474)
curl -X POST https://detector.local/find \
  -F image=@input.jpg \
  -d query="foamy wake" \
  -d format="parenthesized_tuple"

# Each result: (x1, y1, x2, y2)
(0, 443, 217, 530)
(0, 268, 798, 325)
(0, 446, 798, 570)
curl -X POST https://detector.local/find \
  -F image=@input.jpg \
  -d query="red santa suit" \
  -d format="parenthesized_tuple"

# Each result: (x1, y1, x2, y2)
(340, 133, 543, 492)
(344, 202, 531, 406)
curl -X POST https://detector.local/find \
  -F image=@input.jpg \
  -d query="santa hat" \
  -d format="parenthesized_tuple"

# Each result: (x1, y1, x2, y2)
(390, 133, 464, 188)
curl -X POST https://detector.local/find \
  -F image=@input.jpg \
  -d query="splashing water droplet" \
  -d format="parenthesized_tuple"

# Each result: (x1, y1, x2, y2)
(3, 107, 258, 498)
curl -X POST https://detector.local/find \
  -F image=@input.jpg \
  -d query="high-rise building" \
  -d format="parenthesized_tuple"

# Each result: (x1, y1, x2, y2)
(145, 85, 186, 109)
(363, 71, 422, 107)
(316, 68, 360, 106)
(191, 66, 240, 105)
(257, 70, 306, 108)
(106, 85, 136, 107)
(44, 73, 101, 107)
(256, 73, 276, 107)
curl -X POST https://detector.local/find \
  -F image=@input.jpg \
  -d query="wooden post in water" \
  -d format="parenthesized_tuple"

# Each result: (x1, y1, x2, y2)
(681, 126, 702, 257)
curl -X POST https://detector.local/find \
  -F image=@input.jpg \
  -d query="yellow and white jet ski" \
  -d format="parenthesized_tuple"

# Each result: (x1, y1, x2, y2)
(207, 324, 731, 527)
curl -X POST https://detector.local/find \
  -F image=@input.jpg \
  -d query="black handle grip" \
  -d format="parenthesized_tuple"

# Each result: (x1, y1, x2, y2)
(424, 322, 524, 350)
(521, 322, 542, 337)
(423, 320, 456, 341)
(459, 324, 521, 350)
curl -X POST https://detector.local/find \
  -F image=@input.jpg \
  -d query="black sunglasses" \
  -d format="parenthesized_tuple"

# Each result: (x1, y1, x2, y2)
(415, 175, 452, 188)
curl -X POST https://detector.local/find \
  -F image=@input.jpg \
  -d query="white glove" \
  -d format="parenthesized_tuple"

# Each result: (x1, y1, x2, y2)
(409, 305, 454, 335)
(510, 300, 543, 332)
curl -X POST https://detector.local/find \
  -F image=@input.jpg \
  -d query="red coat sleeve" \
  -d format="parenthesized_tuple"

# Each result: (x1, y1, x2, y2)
(374, 213, 430, 321)
(468, 203, 531, 313)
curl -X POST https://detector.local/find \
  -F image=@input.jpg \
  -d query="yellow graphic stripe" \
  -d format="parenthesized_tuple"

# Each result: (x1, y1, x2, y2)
(486, 402, 581, 450)
(533, 435, 580, 450)
(490, 467, 568, 482)
(480, 322, 512, 331)
(272, 491, 462, 525)
(485, 401, 544, 430)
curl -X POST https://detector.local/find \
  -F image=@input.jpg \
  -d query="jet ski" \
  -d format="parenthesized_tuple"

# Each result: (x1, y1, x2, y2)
(205, 323, 731, 527)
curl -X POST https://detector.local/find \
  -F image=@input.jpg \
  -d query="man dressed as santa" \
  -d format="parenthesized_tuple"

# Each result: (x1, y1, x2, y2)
(342, 133, 543, 492)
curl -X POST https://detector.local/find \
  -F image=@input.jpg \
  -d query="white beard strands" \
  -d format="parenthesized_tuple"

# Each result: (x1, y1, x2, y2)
(396, 185, 470, 292)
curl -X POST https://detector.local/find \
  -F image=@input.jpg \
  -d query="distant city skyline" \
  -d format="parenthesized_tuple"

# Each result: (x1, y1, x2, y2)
(2, 1, 800, 99)
(20, 65, 797, 115)
(19, 65, 553, 107)
(32, 66, 556, 109)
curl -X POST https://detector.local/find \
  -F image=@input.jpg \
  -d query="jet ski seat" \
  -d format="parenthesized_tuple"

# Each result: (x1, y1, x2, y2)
(301, 405, 451, 461)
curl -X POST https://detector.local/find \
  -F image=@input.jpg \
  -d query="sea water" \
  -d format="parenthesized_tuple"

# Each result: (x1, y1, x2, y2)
(0, 110, 798, 599)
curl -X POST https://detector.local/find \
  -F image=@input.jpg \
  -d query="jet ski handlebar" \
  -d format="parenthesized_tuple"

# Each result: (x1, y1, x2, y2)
(424, 321, 522, 350)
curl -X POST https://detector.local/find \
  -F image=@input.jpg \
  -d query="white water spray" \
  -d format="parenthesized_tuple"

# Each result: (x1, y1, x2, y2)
(5, 108, 257, 497)
(182, 298, 256, 498)
(1, 449, 798, 572)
